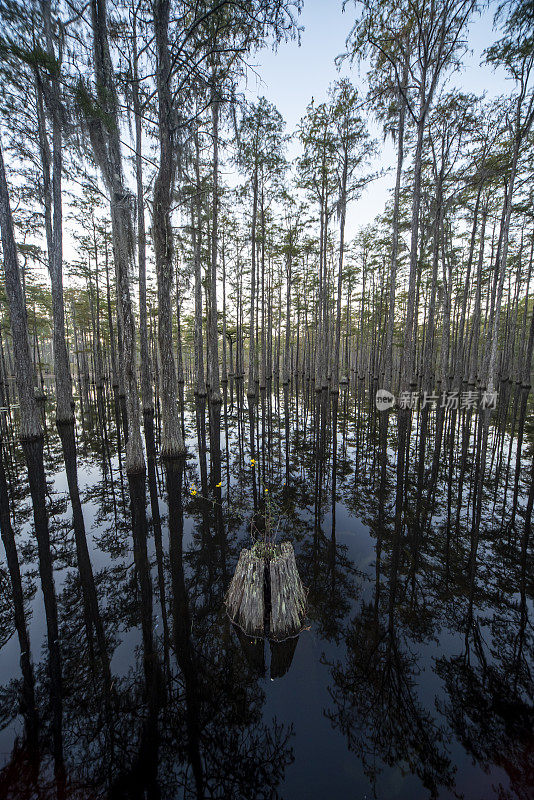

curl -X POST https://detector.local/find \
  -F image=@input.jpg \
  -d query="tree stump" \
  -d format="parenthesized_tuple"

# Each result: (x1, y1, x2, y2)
(224, 548, 264, 637)
(225, 541, 307, 642)
(269, 542, 307, 641)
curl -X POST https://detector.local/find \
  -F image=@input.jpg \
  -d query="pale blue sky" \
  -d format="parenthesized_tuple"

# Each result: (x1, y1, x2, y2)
(242, 0, 509, 232)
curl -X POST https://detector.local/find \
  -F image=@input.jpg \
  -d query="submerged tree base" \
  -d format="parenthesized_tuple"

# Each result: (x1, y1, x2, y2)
(225, 541, 307, 640)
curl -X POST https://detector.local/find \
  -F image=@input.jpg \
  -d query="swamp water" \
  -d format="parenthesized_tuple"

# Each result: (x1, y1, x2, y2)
(0, 384, 532, 799)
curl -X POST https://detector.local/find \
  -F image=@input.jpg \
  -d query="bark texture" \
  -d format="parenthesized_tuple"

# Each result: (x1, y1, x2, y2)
(88, 0, 145, 474)
(0, 139, 42, 441)
(153, 0, 185, 456)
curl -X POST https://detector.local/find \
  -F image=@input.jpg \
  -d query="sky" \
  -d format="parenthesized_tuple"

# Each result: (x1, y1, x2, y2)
(240, 0, 510, 237)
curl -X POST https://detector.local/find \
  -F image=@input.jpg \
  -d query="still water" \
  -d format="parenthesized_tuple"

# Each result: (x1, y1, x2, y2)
(0, 384, 532, 799)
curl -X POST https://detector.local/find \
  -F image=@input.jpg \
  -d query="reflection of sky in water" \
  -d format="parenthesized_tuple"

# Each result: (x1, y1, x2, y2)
(0, 391, 532, 799)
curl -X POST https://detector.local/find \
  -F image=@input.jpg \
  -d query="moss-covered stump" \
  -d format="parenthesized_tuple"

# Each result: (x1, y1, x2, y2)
(269, 542, 307, 641)
(224, 548, 264, 637)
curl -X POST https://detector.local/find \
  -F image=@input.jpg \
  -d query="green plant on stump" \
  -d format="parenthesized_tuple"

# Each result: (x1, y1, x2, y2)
(249, 458, 285, 560)
(251, 540, 280, 561)
(187, 457, 290, 563)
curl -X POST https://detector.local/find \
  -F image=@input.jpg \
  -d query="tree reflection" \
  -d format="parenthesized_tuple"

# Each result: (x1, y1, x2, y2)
(0, 387, 532, 799)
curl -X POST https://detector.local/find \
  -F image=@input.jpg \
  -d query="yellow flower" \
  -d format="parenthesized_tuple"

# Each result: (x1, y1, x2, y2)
(251, 458, 256, 466)
(190, 485, 197, 496)
(216, 481, 222, 488)
(265, 488, 269, 494)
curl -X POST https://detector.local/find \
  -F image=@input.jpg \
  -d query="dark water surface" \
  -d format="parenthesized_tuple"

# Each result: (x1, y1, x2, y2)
(0, 385, 533, 799)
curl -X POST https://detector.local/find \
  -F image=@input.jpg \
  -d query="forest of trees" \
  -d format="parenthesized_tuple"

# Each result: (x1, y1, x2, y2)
(0, 0, 531, 454)
(0, 0, 532, 795)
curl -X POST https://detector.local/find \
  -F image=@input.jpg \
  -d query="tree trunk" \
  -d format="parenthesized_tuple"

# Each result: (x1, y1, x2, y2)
(0, 137, 64, 777)
(0, 140, 41, 440)
(153, 0, 184, 456)
(284, 243, 292, 386)
(133, 16, 153, 415)
(221, 230, 228, 385)
(383, 71, 407, 392)
(402, 105, 426, 390)
(88, 0, 144, 474)
(248, 168, 258, 398)
(484, 131, 523, 392)
(209, 82, 222, 404)
(333, 153, 348, 393)
(193, 131, 206, 397)
(40, 0, 74, 424)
